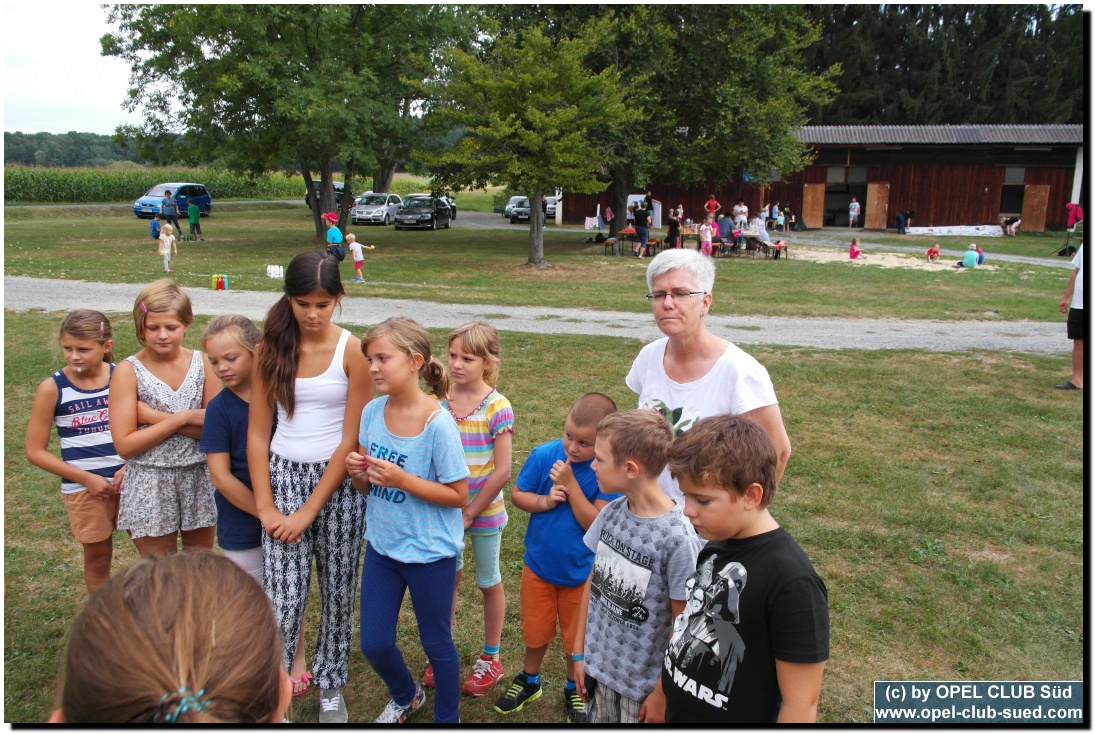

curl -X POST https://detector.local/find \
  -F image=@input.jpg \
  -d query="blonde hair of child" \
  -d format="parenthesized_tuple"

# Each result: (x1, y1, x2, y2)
(132, 279, 194, 347)
(596, 409, 673, 477)
(60, 309, 115, 364)
(201, 314, 261, 355)
(448, 320, 501, 387)
(161, 224, 173, 235)
(363, 317, 449, 399)
(54, 552, 284, 723)
(346, 232, 356, 242)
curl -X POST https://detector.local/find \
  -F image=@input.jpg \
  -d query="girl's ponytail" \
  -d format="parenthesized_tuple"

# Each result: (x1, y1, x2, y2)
(422, 356, 450, 400)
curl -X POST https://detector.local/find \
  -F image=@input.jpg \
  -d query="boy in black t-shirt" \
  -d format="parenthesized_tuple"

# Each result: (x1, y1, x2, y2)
(660, 414, 829, 723)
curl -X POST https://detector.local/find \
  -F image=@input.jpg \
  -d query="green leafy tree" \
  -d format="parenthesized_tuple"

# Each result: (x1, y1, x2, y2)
(429, 18, 638, 265)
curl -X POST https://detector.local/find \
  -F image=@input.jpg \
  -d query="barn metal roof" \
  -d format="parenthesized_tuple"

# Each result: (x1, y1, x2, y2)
(797, 125, 1083, 145)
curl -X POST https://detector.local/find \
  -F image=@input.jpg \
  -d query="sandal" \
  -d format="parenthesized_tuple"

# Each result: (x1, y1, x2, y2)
(290, 671, 313, 699)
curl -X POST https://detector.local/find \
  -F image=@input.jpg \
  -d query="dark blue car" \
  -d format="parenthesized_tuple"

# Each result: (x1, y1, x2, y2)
(133, 182, 212, 219)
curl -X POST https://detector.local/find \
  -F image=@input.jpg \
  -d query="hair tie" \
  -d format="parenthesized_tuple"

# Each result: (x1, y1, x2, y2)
(99, 321, 105, 338)
(154, 687, 211, 723)
(139, 301, 148, 313)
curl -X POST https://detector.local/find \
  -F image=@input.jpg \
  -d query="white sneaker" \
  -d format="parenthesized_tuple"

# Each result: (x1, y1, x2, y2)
(375, 685, 427, 723)
(319, 688, 348, 724)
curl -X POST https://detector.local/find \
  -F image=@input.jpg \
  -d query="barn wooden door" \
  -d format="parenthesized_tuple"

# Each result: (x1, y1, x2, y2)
(1021, 185, 1049, 232)
(865, 182, 890, 229)
(802, 184, 825, 228)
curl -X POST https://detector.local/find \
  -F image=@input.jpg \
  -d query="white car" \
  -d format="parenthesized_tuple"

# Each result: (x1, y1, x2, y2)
(351, 192, 403, 225)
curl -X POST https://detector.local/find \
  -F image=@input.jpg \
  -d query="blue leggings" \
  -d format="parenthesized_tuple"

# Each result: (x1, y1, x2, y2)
(360, 546, 460, 722)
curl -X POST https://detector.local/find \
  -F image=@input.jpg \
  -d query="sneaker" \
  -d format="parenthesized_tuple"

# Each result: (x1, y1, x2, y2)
(422, 663, 435, 688)
(493, 672, 542, 714)
(375, 684, 427, 723)
(462, 655, 504, 697)
(563, 686, 587, 724)
(319, 688, 348, 724)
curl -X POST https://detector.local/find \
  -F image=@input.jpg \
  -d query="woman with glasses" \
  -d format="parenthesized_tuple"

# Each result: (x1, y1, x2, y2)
(625, 249, 792, 502)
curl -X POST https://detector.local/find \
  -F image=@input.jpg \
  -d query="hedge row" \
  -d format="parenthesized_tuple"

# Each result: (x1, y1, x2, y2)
(4, 166, 308, 204)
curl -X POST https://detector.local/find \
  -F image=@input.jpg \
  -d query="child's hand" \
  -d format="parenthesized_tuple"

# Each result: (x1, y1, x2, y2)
(346, 451, 370, 479)
(549, 459, 574, 485)
(366, 456, 405, 489)
(544, 483, 568, 510)
(274, 507, 316, 544)
(258, 506, 288, 536)
(367, 245, 376, 250)
(178, 408, 205, 428)
(85, 474, 117, 500)
(462, 507, 477, 530)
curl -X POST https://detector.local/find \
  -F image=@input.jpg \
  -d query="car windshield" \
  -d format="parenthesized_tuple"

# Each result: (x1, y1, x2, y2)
(517, 199, 529, 207)
(402, 199, 435, 211)
(360, 195, 386, 206)
(144, 185, 174, 197)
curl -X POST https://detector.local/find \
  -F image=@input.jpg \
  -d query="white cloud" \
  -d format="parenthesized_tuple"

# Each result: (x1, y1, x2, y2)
(4, 2, 143, 134)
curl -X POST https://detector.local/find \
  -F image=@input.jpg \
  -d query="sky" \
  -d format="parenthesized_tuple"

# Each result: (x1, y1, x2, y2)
(4, 3, 144, 135)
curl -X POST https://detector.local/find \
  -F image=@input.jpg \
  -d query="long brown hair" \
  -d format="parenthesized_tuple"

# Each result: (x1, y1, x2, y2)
(55, 552, 283, 723)
(60, 309, 115, 363)
(256, 251, 343, 417)
(363, 317, 449, 399)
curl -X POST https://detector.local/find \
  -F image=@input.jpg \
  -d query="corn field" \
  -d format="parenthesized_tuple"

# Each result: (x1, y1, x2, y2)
(4, 166, 308, 204)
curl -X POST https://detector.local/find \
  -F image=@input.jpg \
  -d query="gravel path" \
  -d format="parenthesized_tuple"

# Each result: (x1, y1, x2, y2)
(4, 276, 1068, 354)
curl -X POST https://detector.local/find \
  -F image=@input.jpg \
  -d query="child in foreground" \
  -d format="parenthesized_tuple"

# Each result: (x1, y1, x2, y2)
(421, 321, 514, 697)
(574, 410, 702, 723)
(50, 552, 291, 723)
(25, 310, 125, 594)
(347, 317, 470, 723)
(661, 414, 829, 723)
(493, 393, 619, 723)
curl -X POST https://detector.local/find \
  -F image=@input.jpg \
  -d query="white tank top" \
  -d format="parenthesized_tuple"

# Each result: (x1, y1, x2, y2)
(270, 328, 351, 464)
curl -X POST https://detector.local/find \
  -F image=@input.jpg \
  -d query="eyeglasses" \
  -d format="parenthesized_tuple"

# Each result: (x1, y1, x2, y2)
(646, 290, 707, 302)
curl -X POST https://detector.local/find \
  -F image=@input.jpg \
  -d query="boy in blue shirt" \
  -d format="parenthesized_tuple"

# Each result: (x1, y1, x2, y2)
(149, 214, 161, 242)
(494, 393, 619, 723)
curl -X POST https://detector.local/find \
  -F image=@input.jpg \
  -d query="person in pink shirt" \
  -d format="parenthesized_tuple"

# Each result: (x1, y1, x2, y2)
(848, 238, 865, 260)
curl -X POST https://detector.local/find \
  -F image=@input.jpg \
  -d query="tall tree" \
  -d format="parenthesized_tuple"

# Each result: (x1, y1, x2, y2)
(428, 18, 637, 266)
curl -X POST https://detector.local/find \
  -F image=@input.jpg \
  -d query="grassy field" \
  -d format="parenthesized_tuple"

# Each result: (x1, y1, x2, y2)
(3, 308, 1082, 723)
(2, 207, 1072, 321)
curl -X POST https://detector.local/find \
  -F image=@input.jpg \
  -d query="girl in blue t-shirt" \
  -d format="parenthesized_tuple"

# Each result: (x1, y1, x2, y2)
(199, 315, 312, 700)
(346, 317, 470, 724)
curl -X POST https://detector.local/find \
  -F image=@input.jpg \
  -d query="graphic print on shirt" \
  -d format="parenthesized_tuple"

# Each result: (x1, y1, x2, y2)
(665, 557, 747, 709)
(367, 442, 409, 504)
(590, 528, 654, 626)
(643, 398, 699, 438)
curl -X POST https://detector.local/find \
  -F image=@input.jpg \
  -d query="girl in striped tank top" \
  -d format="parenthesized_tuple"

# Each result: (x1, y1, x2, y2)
(431, 321, 515, 696)
(25, 310, 125, 593)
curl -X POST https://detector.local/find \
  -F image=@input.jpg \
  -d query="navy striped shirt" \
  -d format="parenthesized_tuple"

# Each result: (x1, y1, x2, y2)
(52, 367, 124, 494)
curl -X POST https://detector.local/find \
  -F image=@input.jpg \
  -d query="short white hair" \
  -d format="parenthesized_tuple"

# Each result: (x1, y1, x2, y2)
(645, 249, 715, 293)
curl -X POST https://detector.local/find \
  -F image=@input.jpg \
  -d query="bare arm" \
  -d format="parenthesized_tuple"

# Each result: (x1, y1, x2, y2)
(462, 430, 513, 525)
(108, 360, 201, 459)
(25, 378, 119, 499)
(1060, 268, 1079, 313)
(637, 598, 684, 723)
(512, 484, 567, 513)
(573, 571, 594, 701)
(774, 660, 826, 723)
(741, 403, 791, 482)
(366, 456, 469, 507)
(206, 452, 258, 517)
(246, 343, 284, 530)
(550, 459, 604, 530)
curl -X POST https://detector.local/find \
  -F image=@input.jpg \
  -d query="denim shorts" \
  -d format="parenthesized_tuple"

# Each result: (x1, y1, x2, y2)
(455, 529, 503, 588)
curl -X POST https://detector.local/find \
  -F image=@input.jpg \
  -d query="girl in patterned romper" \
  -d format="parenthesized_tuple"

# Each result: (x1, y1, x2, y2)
(248, 251, 371, 723)
(108, 280, 219, 556)
(25, 310, 125, 593)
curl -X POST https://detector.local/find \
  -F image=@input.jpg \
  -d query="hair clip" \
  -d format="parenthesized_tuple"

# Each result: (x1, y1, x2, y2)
(139, 301, 148, 313)
(99, 321, 105, 338)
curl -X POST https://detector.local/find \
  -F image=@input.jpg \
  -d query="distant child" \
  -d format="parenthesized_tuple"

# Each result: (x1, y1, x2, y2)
(322, 212, 345, 262)
(25, 310, 125, 594)
(955, 243, 979, 269)
(346, 233, 375, 284)
(493, 393, 620, 723)
(662, 415, 829, 723)
(347, 317, 470, 723)
(158, 224, 177, 273)
(423, 321, 514, 698)
(925, 243, 941, 263)
(574, 410, 701, 724)
(50, 552, 291, 724)
(108, 280, 219, 557)
(150, 214, 162, 242)
(198, 315, 313, 700)
(848, 238, 864, 260)
(699, 216, 714, 257)
(187, 200, 204, 241)
(975, 243, 985, 265)
(776, 207, 786, 233)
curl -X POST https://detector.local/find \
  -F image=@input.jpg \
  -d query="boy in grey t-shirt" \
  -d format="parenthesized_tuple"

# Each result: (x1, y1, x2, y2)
(575, 410, 702, 723)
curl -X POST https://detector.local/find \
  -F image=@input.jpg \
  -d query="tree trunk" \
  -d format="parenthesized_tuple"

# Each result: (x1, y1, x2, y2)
(372, 164, 396, 194)
(301, 164, 325, 239)
(610, 174, 631, 239)
(526, 187, 548, 267)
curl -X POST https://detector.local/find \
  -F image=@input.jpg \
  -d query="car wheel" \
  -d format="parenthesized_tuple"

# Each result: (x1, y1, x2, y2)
(383, 214, 389, 226)
(511, 216, 519, 224)
(444, 217, 451, 229)
(430, 217, 437, 231)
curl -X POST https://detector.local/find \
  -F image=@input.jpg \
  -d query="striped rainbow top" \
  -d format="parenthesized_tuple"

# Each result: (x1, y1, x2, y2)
(443, 389, 514, 535)
(51, 367, 124, 494)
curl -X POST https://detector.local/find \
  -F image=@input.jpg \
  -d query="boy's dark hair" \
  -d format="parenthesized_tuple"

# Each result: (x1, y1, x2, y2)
(667, 414, 778, 507)
(568, 392, 616, 428)
(596, 410, 673, 478)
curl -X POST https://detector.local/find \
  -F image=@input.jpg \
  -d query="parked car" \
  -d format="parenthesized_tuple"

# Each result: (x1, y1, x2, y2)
(406, 192, 456, 220)
(503, 195, 525, 218)
(508, 196, 560, 224)
(394, 197, 452, 230)
(351, 192, 403, 225)
(305, 181, 353, 210)
(133, 183, 211, 219)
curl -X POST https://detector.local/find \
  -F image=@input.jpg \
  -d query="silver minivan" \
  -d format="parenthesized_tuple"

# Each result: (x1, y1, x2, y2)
(351, 192, 403, 226)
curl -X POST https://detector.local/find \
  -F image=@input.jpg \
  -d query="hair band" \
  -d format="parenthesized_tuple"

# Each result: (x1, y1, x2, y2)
(139, 301, 148, 313)
(154, 687, 212, 723)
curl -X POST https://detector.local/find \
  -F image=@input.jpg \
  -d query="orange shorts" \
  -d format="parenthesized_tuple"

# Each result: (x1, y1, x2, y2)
(520, 564, 585, 653)
(62, 490, 118, 544)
